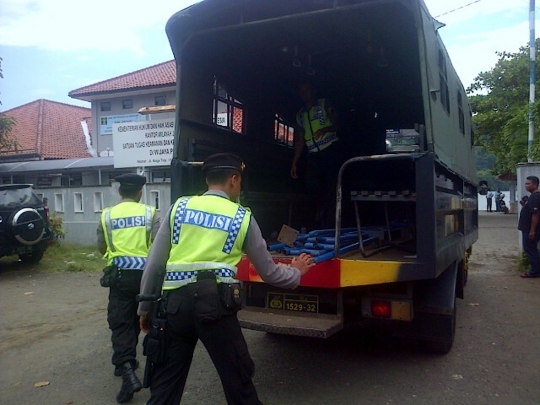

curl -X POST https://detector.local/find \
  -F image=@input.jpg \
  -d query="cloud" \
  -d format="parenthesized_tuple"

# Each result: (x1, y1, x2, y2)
(425, 0, 525, 23)
(0, 0, 198, 54)
(444, 21, 530, 86)
(424, 0, 531, 87)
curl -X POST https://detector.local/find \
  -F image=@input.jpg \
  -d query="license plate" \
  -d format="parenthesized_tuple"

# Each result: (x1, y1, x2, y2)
(267, 293, 319, 313)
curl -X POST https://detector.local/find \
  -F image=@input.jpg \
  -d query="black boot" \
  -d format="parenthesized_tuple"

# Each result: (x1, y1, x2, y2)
(114, 359, 139, 377)
(116, 362, 143, 403)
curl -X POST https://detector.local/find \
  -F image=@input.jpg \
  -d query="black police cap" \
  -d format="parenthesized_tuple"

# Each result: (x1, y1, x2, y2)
(202, 153, 245, 174)
(114, 174, 146, 188)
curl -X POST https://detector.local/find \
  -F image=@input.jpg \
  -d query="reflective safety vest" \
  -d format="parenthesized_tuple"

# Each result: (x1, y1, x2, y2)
(297, 98, 338, 153)
(163, 194, 252, 290)
(101, 202, 155, 269)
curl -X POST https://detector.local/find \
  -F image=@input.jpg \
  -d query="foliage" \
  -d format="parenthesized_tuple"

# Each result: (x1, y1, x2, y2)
(468, 39, 540, 175)
(49, 214, 66, 241)
(518, 253, 531, 273)
(474, 146, 496, 171)
(0, 243, 105, 272)
(475, 147, 510, 190)
(0, 114, 18, 152)
(44, 244, 105, 272)
(477, 169, 502, 190)
(0, 56, 19, 152)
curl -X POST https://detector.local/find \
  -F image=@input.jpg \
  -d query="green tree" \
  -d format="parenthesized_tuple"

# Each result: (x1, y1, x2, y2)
(468, 39, 540, 175)
(0, 56, 18, 152)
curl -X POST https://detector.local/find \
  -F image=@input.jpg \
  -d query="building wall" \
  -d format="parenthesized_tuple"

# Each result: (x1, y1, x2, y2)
(91, 90, 176, 157)
(35, 183, 172, 247)
(3, 87, 179, 248)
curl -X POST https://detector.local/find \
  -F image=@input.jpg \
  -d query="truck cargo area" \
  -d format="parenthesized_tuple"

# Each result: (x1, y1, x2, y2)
(167, 0, 478, 352)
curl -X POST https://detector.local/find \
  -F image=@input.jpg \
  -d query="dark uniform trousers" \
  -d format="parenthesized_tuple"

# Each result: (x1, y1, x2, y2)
(107, 269, 143, 366)
(147, 286, 263, 405)
(305, 142, 342, 229)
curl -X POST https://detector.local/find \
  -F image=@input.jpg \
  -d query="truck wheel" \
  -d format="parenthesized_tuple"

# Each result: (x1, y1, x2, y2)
(19, 249, 45, 264)
(424, 299, 456, 354)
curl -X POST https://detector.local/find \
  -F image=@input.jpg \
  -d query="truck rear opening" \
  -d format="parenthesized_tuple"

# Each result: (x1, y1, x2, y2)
(166, 0, 478, 353)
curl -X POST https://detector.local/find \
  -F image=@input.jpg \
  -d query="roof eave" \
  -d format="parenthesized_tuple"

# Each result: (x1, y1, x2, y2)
(69, 84, 176, 102)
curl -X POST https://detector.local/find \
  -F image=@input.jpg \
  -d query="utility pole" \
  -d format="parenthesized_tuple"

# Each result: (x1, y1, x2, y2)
(528, 0, 536, 162)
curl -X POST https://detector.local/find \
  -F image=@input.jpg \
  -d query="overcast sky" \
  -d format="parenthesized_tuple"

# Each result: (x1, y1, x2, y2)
(0, 0, 534, 112)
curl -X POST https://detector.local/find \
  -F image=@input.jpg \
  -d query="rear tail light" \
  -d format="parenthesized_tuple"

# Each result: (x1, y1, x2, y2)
(44, 205, 50, 223)
(363, 299, 412, 321)
(371, 300, 392, 318)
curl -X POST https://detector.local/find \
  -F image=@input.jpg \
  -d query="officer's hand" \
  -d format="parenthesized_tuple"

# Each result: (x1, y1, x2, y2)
(140, 315, 152, 334)
(313, 129, 325, 140)
(291, 164, 298, 179)
(292, 253, 316, 276)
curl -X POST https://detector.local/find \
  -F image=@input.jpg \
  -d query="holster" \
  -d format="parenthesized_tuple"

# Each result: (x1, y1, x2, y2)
(99, 264, 118, 287)
(220, 282, 243, 312)
(143, 317, 167, 364)
(189, 271, 222, 323)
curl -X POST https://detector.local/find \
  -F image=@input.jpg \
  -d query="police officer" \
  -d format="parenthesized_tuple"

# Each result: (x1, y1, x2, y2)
(97, 173, 160, 403)
(138, 153, 315, 405)
(290, 79, 342, 229)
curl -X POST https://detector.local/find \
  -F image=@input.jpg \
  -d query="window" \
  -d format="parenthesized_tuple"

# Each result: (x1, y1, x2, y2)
(36, 193, 45, 203)
(55, 193, 64, 213)
(213, 77, 244, 134)
(274, 114, 294, 146)
(94, 192, 104, 212)
(101, 102, 111, 112)
(155, 96, 166, 106)
(74, 192, 84, 213)
(438, 50, 450, 114)
(150, 190, 160, 210)
(151, 170, 171, 183)
(61, 173, 82, 187)
(1, 176, 11, 184)
(122, 99, 133, 109)
(457, 90, 465, 135)
(12, 175, 24, 183)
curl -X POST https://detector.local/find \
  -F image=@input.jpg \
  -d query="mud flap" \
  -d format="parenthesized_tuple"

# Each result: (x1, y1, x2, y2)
(402, 262, 458, 353)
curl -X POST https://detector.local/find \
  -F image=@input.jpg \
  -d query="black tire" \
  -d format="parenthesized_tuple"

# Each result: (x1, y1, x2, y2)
(423, 299, 456, 354)
(10, 208, 46, 245)
(19, 249, 45, 263)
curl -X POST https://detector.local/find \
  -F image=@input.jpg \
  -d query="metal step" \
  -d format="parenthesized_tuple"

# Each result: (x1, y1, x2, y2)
(238, 307, 344, 338)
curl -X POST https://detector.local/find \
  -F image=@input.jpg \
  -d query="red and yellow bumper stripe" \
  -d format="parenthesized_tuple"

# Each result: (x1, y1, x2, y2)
(237, 256, 404, 288)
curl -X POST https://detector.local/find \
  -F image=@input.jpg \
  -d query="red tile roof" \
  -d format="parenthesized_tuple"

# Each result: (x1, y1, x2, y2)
(69, 60, 176, 99)
(0, 99, 92, 160)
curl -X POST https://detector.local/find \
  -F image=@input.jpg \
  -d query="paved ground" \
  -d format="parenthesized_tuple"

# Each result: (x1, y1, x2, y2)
(1, 211, 539, 405)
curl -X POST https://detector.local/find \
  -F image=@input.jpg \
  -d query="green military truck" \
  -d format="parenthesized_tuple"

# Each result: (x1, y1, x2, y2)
(164, 0, 478, 353)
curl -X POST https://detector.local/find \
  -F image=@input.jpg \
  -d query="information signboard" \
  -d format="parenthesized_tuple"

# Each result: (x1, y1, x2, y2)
(112, 118, 175, 168)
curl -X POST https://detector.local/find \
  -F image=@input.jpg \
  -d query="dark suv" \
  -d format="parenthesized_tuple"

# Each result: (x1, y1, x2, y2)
(0, 184, 54, 263)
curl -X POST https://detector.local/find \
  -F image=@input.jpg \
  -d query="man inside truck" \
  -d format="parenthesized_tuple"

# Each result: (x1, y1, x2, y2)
(138, 153, 315, 405)
(290, 79, 342, 229)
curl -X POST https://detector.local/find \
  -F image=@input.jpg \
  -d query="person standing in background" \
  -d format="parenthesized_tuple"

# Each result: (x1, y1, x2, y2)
(486, 189, 494, 212)
(97, 174, 160, 403)
(518, 176, 540, 278)
(494, 188, 503, 212)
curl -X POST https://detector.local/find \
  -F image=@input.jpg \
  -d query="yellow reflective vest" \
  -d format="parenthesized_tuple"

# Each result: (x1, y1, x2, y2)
(163, 194, 251, 290)
(101, 201, 155, 269)
(297, 98, 338, 152)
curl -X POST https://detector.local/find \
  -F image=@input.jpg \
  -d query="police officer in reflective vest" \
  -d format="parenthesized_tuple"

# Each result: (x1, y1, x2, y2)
(290, 79, 342, 229)
(97, 173, 160, 403)
(138, 153, 315, 405)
